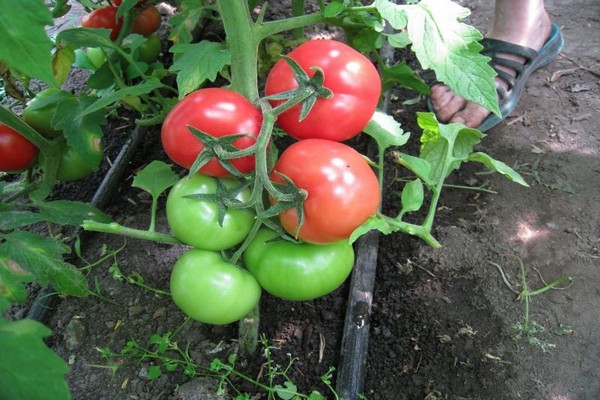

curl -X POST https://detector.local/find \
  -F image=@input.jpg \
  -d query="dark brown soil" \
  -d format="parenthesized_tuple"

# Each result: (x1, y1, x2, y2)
(21, 0, 600, 399)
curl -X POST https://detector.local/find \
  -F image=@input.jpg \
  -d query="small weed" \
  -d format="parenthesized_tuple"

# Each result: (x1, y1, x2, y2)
(92, 327, 340, 399)
(491, 255, 573, 351)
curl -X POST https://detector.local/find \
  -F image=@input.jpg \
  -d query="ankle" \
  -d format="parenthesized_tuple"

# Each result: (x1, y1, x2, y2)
(488, 7, 552, 49)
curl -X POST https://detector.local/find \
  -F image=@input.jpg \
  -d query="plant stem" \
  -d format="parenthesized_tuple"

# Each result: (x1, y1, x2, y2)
(217, 0, 260, 101)
(238, 304, 259, 355)
(82, 220, 183, 245)
(257, 10, 325, 40)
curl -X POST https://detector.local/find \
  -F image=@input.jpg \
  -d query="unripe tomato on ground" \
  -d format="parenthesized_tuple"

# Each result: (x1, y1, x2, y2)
(81, 6, 123, 41)
(243, 228, 355, 301)
(132, 6, 161, 37)
(161, 88, 262, 177)
(0, 124, 38, 172)
(271, 139, 380, 244)
(56, 132, 103, 182)
(264, 39, 381, 142)
(170, 249, 261, 325)
(166, 174, 255, 250)
(22, 88, 73, 138)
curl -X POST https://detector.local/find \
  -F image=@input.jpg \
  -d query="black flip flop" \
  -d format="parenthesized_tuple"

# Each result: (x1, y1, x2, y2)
(428, 23, 564, 132)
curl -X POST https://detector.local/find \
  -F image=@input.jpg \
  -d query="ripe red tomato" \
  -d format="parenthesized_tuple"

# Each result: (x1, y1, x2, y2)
(132, 6, 161, 37)
(271, 139, 380, 244)
(0, 124, 38, 172)
(264, 39, 381, 142)
(81, 6, 123, 41)
(161, 88, 262, 177)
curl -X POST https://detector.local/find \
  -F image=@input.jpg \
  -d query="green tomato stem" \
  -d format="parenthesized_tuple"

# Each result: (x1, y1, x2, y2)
(217, 0, 260, 102)
(238, 303, 259, 355)
(82, 220, 183, 245)
(256, 10, 325, 40)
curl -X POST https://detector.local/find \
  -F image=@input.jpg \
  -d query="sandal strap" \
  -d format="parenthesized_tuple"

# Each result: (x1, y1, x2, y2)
(481, 38, 539, 90)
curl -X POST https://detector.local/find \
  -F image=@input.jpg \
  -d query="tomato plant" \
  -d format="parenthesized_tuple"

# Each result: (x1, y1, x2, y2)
(265, 39, 381, 142)
(271, 139, 380, 244)
(132, 6, 161, 37)
(243, 228, 355, 301)
(170, 249, 261, 325)
(80, 6, 123, 41)
(22, 88, 73, 138)
(56, 132, 103, 182)
(161, 88, 262, 177)
(0, 123, 39, 172)
(166, 174, 255, 250)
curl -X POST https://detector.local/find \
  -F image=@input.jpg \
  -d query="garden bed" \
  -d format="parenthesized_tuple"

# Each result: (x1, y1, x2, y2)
(5, 0, 600, 399)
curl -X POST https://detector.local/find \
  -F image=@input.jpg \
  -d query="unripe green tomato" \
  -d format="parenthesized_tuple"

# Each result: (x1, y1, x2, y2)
(243, 228, 355, 301)
(57, 133, 103, 182)
(138, 33, 161, 64)
(86, 47, 107, 69)
(22, 88, 72, 138)
(170, 249, 261, 325)
(166, 174, 255, 251)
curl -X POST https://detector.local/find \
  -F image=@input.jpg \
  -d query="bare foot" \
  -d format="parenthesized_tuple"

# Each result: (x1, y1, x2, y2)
(430, 5, 553, 129)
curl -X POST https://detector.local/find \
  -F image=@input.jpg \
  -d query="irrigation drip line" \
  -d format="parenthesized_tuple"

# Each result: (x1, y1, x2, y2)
(335, 13, 398, 397)
(27, 125, 149, 323)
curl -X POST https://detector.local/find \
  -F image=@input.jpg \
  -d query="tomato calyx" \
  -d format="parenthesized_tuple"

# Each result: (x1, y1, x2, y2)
(186, 126, 256, 178)
(182, 178, 252, 227)
(264, 172, 307, 237)
(262, 56, 333, 120)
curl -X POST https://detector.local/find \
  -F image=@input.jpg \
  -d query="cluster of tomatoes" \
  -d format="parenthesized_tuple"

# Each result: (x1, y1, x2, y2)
(81, 0, 161, 41)
(161, 40, 382, 325)
(0, 1, 163, 178)
(0, 88, 103, 181)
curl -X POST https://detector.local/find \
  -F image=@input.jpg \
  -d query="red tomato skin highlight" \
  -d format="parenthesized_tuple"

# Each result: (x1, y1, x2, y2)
(161, 88, 263, 177)
(0, 124, 38, 172)
(81, 6, 123, 41)
(265, 39, 381, 142)
(272, 139, 380, 244)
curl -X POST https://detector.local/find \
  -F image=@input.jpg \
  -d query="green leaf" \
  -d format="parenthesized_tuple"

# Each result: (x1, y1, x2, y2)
(52, 46, 76, 86)
(38, 200, 113, 227)
(0, 210, 44, 230)
(132, 161, 179, 200)
(468, 152, 529, 187)
(418, 112, 482, 182)
(393, 152, 434, 187)
(57, 27, 119, 50)
(308, 391, 327, 400)
(363, 110, 410, 150)
(381, 61, 430, 94)
(0, 231, 88, 296)
(324, 1, 345, 18)
(168, 0, 207, 45)
(86, 62, 116, 90)
(349, 215, 394, 244)
(0, 316, 71, 400)
(350, 28, 383, 53)
(376, 0, 500, 117)
(0, 256, 33, 303)
(148, 365, 162, 380)
(386, 32, 411, 48)
(0, 0, 56, 86)
(52, 95, 107, 170)
(81, 77, 163, 116)
(169, 41, 231, 98)
(274, 381, 298, 400)
(400, 178, 424, 215)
